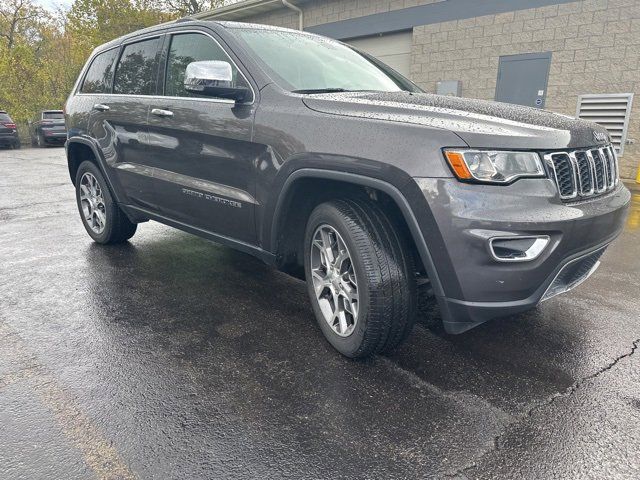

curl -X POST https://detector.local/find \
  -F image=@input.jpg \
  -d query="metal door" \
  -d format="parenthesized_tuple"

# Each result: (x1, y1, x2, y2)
(495, 52, 551, 108)
(346, 31, 413, 78)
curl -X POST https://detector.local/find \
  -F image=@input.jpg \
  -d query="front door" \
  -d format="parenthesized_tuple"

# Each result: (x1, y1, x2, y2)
(495, 52, 551, 109)
(147, 30, 260, 244)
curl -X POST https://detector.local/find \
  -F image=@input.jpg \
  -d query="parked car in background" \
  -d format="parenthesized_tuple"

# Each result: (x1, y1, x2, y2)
(29, 110, 67, 147)
(0, 110, 20, 149)
(64, 21, 630, 358)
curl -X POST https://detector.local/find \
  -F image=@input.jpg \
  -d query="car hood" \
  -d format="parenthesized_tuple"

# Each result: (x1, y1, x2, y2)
(302, 91, 610, 150)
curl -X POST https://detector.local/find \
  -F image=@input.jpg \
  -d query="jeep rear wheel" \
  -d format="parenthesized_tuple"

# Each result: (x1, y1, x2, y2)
(304, 199, 416, 358)
(75, 161, 137, 244)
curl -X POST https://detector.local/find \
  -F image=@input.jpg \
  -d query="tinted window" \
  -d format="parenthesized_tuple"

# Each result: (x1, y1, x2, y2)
(80, 49, 118, 94)
(114, 38, 161, 95)
(43, 112, 64, 119)
(165, 33, 248, 98)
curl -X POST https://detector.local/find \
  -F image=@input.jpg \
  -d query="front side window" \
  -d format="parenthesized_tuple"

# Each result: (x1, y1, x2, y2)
(113, 37, 161, 95)
(81, 48, 118, 94)
(231, 28, 419, 93)
(165, 32, 248, 98)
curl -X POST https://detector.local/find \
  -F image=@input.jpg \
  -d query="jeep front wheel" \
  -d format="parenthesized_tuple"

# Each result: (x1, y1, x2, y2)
(304, 199, 416, 358)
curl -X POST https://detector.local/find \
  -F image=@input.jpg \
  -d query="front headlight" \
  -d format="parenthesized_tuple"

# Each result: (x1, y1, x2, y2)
(443, 149, 545, 184)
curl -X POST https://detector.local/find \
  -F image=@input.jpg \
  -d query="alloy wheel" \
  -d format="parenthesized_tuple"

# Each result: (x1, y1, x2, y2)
(310, 224, 359, 337)
(79, 172, 107, 234)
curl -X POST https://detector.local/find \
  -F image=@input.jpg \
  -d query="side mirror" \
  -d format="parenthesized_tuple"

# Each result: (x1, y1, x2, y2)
(184, 60, 250, 103)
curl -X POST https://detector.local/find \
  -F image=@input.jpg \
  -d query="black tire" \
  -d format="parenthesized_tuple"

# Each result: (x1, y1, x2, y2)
(12, 140, 20, 149)
(304, 199, 416, 358)
(75, 160, 137, 244)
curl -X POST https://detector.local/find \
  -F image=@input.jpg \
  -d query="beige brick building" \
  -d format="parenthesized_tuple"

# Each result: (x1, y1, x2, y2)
(198, 0, 640, 179)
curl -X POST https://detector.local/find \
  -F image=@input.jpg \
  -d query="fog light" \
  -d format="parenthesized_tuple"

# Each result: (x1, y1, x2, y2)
(489, 236, 550, 262)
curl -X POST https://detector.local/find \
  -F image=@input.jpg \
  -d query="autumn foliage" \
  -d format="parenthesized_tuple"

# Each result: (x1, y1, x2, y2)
(0, 0, 227, 131)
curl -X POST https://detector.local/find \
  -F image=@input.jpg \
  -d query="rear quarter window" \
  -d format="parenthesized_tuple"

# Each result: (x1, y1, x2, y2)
(80, 48, 119, 94)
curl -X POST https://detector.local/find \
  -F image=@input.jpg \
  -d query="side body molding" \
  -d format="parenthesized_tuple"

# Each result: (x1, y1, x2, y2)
(270, 168, 445, 298)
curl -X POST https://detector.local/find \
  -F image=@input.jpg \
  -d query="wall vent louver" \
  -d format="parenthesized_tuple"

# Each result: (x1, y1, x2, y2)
(576, 93, 634, 155)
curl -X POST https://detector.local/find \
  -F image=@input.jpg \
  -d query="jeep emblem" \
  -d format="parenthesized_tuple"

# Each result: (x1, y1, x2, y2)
(593, 131, 608, 143)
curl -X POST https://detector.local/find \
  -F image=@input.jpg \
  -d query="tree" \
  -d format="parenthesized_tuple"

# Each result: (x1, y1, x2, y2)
(0, 0, 48, 49)
(161, 0, 227, 16)
(66, 0, 175, 51)
(0, 0, 241, 132)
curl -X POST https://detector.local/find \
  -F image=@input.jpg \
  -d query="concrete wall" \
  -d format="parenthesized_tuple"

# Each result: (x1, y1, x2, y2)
(412, 0, 640, 178)
(243, 0, 640, 178)
(244, 0, 445, 31)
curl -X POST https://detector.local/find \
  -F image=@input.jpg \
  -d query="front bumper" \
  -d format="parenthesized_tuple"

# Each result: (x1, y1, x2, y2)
(414, 177, 631, 333)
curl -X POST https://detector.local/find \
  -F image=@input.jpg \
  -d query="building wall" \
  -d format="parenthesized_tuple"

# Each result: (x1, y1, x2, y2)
(244, 0, 445, 31)
(243, 0, 640, 179)
(412, 0, 640, 178)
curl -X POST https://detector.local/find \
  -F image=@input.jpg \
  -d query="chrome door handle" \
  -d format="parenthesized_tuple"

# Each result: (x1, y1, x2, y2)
(151, 108, 174, 118)
(93, 104, 110, 112)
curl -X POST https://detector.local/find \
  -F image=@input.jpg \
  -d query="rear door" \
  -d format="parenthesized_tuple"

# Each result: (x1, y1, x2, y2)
(147, 29, 260, 243)
(85, 36, 164, 210)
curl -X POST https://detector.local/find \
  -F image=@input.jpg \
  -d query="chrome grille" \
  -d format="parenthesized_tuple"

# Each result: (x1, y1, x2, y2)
(544, 145, 619, 201)
(574, 152, 593, 194)
(602, 148, 615, 185)
(590, 149, 606, 192)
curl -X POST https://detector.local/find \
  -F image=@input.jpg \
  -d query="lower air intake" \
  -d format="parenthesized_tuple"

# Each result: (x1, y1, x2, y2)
(541, 247, 606, 301)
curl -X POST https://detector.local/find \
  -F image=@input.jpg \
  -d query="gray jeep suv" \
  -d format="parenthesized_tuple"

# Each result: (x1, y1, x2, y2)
(65, 21, 630, 358)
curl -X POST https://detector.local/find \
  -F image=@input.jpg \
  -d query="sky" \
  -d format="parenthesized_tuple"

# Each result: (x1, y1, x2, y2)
(35, 0, 72, 12)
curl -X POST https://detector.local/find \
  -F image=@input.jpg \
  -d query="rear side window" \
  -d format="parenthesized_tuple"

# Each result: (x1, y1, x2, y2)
(113, 37, 161, 95)
(80, 49, 118, 94)
(165, 33, 249, 98)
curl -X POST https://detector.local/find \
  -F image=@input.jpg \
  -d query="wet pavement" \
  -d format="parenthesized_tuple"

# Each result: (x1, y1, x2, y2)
(1, 147, 639, 480)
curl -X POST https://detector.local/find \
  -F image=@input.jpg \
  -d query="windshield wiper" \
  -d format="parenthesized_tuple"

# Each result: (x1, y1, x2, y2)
(292, 88, 351, 94)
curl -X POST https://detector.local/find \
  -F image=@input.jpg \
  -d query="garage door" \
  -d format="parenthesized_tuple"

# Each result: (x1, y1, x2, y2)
(346, 31, 413, 78)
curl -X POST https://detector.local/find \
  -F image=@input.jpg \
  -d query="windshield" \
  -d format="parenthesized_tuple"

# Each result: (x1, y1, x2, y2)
(43, 112, 64, 119)
(232, 28, 419, 94)
(0, 113, 11, 122)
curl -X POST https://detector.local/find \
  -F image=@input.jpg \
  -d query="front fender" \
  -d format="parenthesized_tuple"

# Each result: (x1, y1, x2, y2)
(266, 161, 462, 301)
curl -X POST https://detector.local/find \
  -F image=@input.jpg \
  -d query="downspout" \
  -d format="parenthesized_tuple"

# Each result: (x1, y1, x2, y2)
(281, 0, 304, 30)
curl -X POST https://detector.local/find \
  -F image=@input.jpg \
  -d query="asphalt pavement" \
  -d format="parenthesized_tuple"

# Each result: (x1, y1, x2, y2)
(1, 147, 639, 480)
